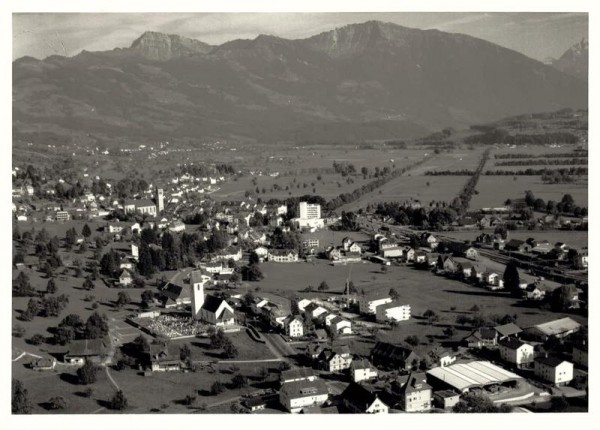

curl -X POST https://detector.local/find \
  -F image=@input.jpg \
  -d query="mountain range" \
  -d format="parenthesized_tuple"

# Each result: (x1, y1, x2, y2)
(548, 38, 588, 82)
(12, 21, 588, 146)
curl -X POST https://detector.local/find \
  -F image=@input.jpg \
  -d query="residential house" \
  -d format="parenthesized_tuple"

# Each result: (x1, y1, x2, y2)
(284, 315, 304, 338)
(280, 368, 318, 385)
(318, 345, 353, 372)
(483, 272, 504, 289)
(148, 343, 182, 372)
(371, 342, 419, 371)
(304, 303, 328, 319)
(119, 269, 133, 286)
(463, 327, 498, 348)
(504, 239, 530, 253)
(330, 316, 352, 335)
(341, 383, 388, 414)
(30, 357, 56, 371)
(350, 359, 378, 383)
(254, 246, 269, 262)
(269, 249, 299, 263)
(64, 338, 108, 365)
(279, 379, 329, 413)
(498, 338, 534, 368)
(534, 357, 574, 386)
(392, 372, 433, 412)
(494, 323, 522, 340)
(296, 299, 312, 312)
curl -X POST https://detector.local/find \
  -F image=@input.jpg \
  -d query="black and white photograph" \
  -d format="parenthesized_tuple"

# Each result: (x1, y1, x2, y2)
(5, 0, 596, 425)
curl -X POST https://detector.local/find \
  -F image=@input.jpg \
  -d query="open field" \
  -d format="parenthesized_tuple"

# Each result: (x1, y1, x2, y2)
(410, 148, 487, 175)
(471, 176, 588, 209)
(12, 357, 278, 414)
(346, 175, 469, 210)
(244, 259, 587, 329)
(211, 147, 431, 201)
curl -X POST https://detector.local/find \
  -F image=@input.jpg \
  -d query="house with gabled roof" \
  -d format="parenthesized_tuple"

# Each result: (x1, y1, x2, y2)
(119, 269, 133, 286)
(392, 372, 432, 412)
(283, 315, 304, 338)
(463, 327, 498, 348)
(371, 342, 418, 371)
(148, 342, 182, 372)
(350, 358, 378, 383)
(494, 323, 522, 340)
(498, 338, 534, 368)
(341, 383, 388, 414)
(158, 282, 191, 308)
(317, 345, 352, 372)
(534, 356, 574, 386)
(64, 338, 108, 365)
(280, 379, 329, 413)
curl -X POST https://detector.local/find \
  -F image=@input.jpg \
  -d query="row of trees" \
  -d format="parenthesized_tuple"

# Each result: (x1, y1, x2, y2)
(449, 149, 490, 215)
(494, 151, 587, 159)
(495, 158, 587, 166)
(485, 167, 587, 176)
(374, 203, 459, 229)
(326, 156, 433, 211)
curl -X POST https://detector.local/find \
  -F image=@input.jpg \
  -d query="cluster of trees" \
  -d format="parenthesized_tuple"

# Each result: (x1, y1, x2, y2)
(541, 169, 587, 184)
(332, 161, 357, 176)
(53, 312, 110, 345)
(180, 163, 236, 177)
(208, 327, 238, 358)
(20, 294, 70, 321)
(12, 379, 31, 414)
(374, 203, 458, 229)
(524, 191, 587, 217)
(453, 393, 512, 413)
(114, 178, 149, 199)
(495, 158, 587, 166)
(14, 227, 64, 278)
(449, 149, 490, 215)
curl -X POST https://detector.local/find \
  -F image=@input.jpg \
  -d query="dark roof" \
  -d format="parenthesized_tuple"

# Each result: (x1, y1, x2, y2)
(341, 383, 381, 411)
(280, 379, 329, 398)
(202, 295, 226, 313)
(371, 342, 416, 362)
(66, 338, 107, 357)
(159, 283, 189, 302)
(281, 367, 316, 382)
(494, 323, 523, 338)
(434, 390, 460, 399)
(395, 372, 431, 395)
(498, 337, 529, 350)
(535, 356, 570, 368)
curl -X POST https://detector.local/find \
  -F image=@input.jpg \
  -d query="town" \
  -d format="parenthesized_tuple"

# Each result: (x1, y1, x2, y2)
(11, 153, 588, 414)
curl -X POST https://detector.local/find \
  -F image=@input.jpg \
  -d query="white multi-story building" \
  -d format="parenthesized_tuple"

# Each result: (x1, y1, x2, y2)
(359, 295, 393, 315)
(284, 316, 304, 338)
(375, 302, 411, 323)
(498, 338, 534, 368)
(534, 357, 574, 386)
(299, 202, 321, 220)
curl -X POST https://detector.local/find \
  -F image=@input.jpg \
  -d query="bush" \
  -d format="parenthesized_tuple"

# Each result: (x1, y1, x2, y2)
(110, 390, 128, 410)
(28, 334, 45, 345)
(77, 361, 100, 385)
(47, 396, 68, 410)
(210, 381, 225, 395)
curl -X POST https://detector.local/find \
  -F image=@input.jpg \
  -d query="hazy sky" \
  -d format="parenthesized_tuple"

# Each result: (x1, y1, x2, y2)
(13, 12, 588, 61)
